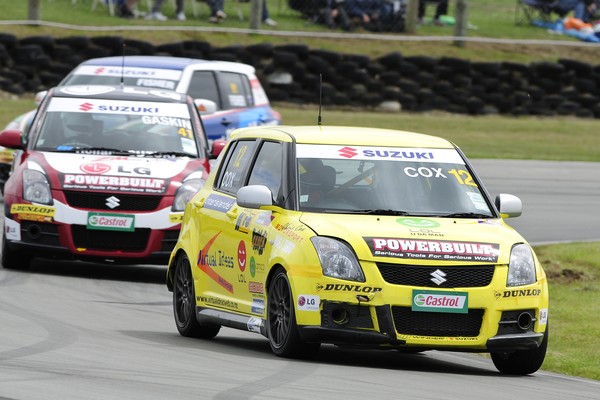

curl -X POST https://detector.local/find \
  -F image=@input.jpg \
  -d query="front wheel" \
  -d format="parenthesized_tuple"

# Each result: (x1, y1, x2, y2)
(491, 325, 549, 375)
(267, 268, 320, 358)
(172, 253, 220, 339)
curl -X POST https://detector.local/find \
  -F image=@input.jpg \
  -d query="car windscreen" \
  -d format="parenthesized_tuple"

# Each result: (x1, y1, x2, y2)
(61, 65, 181, 91)
(34, 97, 199, 157)
(297, 144, 493, 217)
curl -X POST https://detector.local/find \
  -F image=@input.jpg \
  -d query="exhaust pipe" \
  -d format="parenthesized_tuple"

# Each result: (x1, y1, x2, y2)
(331, 308, 349, 325)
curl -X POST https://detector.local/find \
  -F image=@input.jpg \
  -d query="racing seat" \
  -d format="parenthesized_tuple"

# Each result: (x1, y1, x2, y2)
(299, 159, 337, 205)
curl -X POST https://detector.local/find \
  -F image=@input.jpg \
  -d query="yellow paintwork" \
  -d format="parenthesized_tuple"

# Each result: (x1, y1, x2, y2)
(168, 125, 549, 350)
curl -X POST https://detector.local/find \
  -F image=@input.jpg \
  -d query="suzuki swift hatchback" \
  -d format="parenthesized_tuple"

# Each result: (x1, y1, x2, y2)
(0, 85, 213, 268)
(166, 125, 549, 375)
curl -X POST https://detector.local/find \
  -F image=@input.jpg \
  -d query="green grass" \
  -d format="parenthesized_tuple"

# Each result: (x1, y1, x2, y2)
(1, 0, 600, 381)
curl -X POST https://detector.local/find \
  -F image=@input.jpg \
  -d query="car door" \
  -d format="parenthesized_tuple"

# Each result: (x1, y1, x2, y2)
(234, 140, 284, 317)
(195, 138, 257, 313)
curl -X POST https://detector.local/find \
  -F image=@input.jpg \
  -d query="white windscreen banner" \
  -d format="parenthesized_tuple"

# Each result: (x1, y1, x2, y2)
(296, 144, 464, 164)
(74, 65, 182, 80)
(47, 98, 190, 118)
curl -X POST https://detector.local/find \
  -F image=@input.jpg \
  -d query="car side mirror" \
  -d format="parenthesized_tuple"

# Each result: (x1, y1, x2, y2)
(194, 98, 218, 115)
(0, 129, 25, 150)
(211, 139, 227, 159)
(495, 193, 522, 218)
(236, 185, 273, 209)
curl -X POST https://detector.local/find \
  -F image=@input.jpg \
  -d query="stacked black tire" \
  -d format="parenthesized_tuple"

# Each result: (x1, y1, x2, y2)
(1, 32, 599, 118)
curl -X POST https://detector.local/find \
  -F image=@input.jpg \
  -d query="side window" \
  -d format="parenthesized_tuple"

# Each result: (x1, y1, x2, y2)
(187, 71, 221, 107)
(216, 140, 257, 195)
(220, 72, 253, 109)
(248, 141, 283, 202)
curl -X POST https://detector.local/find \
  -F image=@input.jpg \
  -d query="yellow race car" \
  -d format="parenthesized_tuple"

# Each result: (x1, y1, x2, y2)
(166, 125, 549, 375)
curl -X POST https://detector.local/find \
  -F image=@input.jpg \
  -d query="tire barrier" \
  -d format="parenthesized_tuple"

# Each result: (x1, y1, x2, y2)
(1, 32, 599, 118)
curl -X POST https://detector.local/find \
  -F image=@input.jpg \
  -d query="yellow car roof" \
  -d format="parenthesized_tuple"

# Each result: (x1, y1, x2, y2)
(230, 125, 456, 148)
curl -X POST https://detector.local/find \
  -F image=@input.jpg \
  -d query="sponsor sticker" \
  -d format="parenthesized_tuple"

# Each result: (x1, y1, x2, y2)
(10, 204, 56, 217)
(297, 295, 320, 311)
(87, 212, 135, 232)
(367, 237, 500, 262)
(412, 290, 468, 314)
(539, 308, 548, 325)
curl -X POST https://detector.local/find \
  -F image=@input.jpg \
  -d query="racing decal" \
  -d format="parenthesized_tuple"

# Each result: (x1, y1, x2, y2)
(495, 289, 542, 299)
(251, 298, 264, 315)
(135, 78, 176, 90)
(5, 218, 21, 241)
(448, 168, 478, 187)
(237, 241, 247, 271)
(397, 218, 440, 228)
(539, 309, 548, 325)
(247, 316, 263, 333)
(203, 194, 235, 213)
(10, 204, 55, 218)
(73, 65, 182, 80)
(271, 235, 295, 255)
(198, 295, 238, 310)
(274, 222, 305, 242)
(196, 232, 234, 293)
(59, 86, 115, 95)
(412, 290, 468, 314)
(141, 116, 191, 129)
(87, 212, 135, 231)
(80, 162, 111, 174)
(404, 166, 448, 179)
(248, 281, 264, 294)
(466, 192, 488, 210)
(62, 174, 167, 194)
(409, 228, 445, 238)
(251, 228, 267, 255)
(296, 144, 464, 164)
(366, 237, 500, 262)
(235, 210, 273, 234)
(297, 295, 320, 311)
(316, 283, 382, 293)
(47, 98, 190, 118)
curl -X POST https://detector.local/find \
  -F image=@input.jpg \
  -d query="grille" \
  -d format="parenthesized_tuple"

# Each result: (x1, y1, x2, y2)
(392, 306, 484, 337)
(377, 263, 495, 288)
(71, 225, 150, 251)
(64, 191, 162, 211)
(20, 221, 60, 246)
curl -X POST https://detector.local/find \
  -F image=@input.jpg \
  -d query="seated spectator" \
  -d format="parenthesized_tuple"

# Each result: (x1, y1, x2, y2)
(419, 0, 448, 26)
(146, 0, 186, 21)
(556, 0, 597, 22)
(344, 0, 392, 31)
(320, 0, 354, 31)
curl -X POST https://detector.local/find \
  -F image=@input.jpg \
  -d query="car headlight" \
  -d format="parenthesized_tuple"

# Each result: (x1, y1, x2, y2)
(311, 237, 365, 282)
(172, 178, 205, 211)
(23, 169, 52, 204)
(507, 243, 536, 286)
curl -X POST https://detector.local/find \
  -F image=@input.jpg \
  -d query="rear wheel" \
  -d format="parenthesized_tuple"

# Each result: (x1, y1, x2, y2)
(1, 232, 31, 270)
(491, 325, 548, 375)
(172, 253, 220, 338)
(267, 268, 320, 358)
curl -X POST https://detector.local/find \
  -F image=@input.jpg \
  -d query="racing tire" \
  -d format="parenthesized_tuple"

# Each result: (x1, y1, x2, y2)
(172, 253, 221, 339)
(1, 232, 31, 270)
(267, 268, 320, 358)
(491, 325, 548, 375)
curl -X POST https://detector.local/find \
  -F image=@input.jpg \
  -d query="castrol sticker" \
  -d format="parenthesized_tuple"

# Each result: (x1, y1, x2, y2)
(87, 212, 135, 232)
(412, 290, 468, 314)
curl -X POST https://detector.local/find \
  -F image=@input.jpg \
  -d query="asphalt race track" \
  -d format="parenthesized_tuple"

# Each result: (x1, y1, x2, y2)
(1, 160, 599, 400)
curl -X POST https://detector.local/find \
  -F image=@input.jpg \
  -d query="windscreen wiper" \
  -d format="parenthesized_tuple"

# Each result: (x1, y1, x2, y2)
(440, 212, 493, 219)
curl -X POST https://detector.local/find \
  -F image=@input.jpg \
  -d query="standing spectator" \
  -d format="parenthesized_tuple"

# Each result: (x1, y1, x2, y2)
(206, 0, 227, 23)
(146, 0, 186, 21)
(262, 1, 278, 26)
(418, 0, 448, 26)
